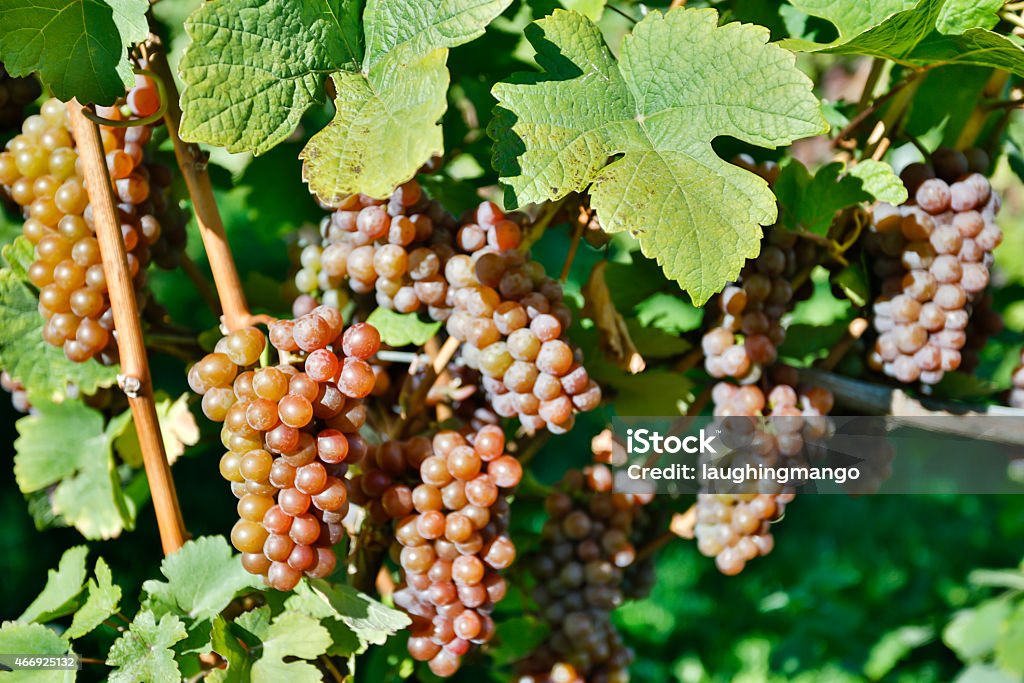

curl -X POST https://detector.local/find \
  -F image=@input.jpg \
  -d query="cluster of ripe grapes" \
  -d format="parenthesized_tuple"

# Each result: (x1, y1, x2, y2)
(0, 78, 186, 364)
(187, 308, 381, 590)
(351, 427, 519, 677)
(695, 379, 832, 575)
(701, 157, 815, 383)
(516, 465, 654, 683)
(867, 148, 1001, 384)
(0, 64, 41, 131)
(297, 182, 599, 433)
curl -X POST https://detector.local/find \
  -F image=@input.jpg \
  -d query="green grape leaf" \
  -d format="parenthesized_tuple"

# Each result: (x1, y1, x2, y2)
(365, 307, 442, 347)
(995, 603, 1024, 675)
(937, 0, 1002, 33)
(362, 0, 513, 69)
(286, 579, 410, 647)
(848, 160, 909, 204)
(0, 270, 119, 401)
(787, 0, 916, 41)
(302, 51, 449, 202)
(142, 536, 260, 624)
(18, 546, 90, 624)
(107, 611, 187, 683)
(786, 0, 1024, 77)
(66, 558, 122, 639)
(1, 236, 34, 281)
(944, 600, 1012, 662)
(207, 617, 254, 683)
(301, 0, 512, 202)
(251, 612, 331, 683)
(491, 9, 827, 304)
(775, 159, 906, 235)
(14, 400, 133, 540)
(179, 0, 363, 155)
(0, 623, 73, 683)
(0, 0, 148, 105)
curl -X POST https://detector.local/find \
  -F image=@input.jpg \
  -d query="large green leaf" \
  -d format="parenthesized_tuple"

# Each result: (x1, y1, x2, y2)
(207, 617, 253, 683)
(0, 0, 147, 104)
(14, 400, 132, 540)
(107, 611, 187, 683)
(179, 0, 363, 155)
(0, 270, 119, 402)
(302, 0, 511, 202)
(0, 623, 73, 683)
(491, 9, 826, 304)
(142, 536, 260, 625)
(18, 546, 89, 624)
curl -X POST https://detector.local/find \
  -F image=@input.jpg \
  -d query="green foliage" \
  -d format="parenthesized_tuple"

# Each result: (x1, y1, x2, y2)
(302, 0, 513, 201)
(14, 401, 135, 540)
(179, 0, 363, 155)
(286, 579, 411, 648)
(0, 0, 147, 104)
(775, 160, 906, 235)
(0, 270, 119, 402)
(251, 609, 332, 683)
(17, 546, 89, 624)
(66, 558, 122, 639)
(786, 0, 1024, 76)
(492, 8, 826, 304)
(106, 611, 188, 683)
(142, 536, 260, 625)
(0, 622, 74, 683)
(366, 307, 443, 346)
(943, 563, 1024, 680)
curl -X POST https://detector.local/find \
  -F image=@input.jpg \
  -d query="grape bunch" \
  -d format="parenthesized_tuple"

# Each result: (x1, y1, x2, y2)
(0, 64, 41, 132)
(866, 148, 1002, 384)
(516, 465, 653, 683)
(350, 426, 520, 677)
(696, 380, 832, 575)
(310, 181, 599, 433)
(0, 371, 30, 413)
(701, 227, 818, 382)
(0, 81, 187, 363)
(188, 308, 381, 591)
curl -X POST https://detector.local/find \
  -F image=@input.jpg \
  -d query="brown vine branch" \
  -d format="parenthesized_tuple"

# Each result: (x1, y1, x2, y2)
(797, 367, 1024, 445)
(67, 101, 187, 556)
(818, 317, 868, 373)
(179, 252, 222, 318)
(146, 44, 253, 332)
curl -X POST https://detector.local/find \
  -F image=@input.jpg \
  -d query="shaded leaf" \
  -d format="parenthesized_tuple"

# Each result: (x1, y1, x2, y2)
(18, 546, 89, 624)
(0, 622, 73, 683)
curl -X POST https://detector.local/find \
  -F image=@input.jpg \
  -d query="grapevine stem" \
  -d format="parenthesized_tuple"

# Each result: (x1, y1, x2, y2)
(857, 58, 885, 110)
(797, 367, 1024, 444)
(66, 101, 187, 556)
(432, 336, 461, 375)
(560, 208, 587, 282)
(669, 0, 687, 8)
(818, 317, 868, 372)
(146, 45, 254, 332)
(319, 655, 345, 683)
